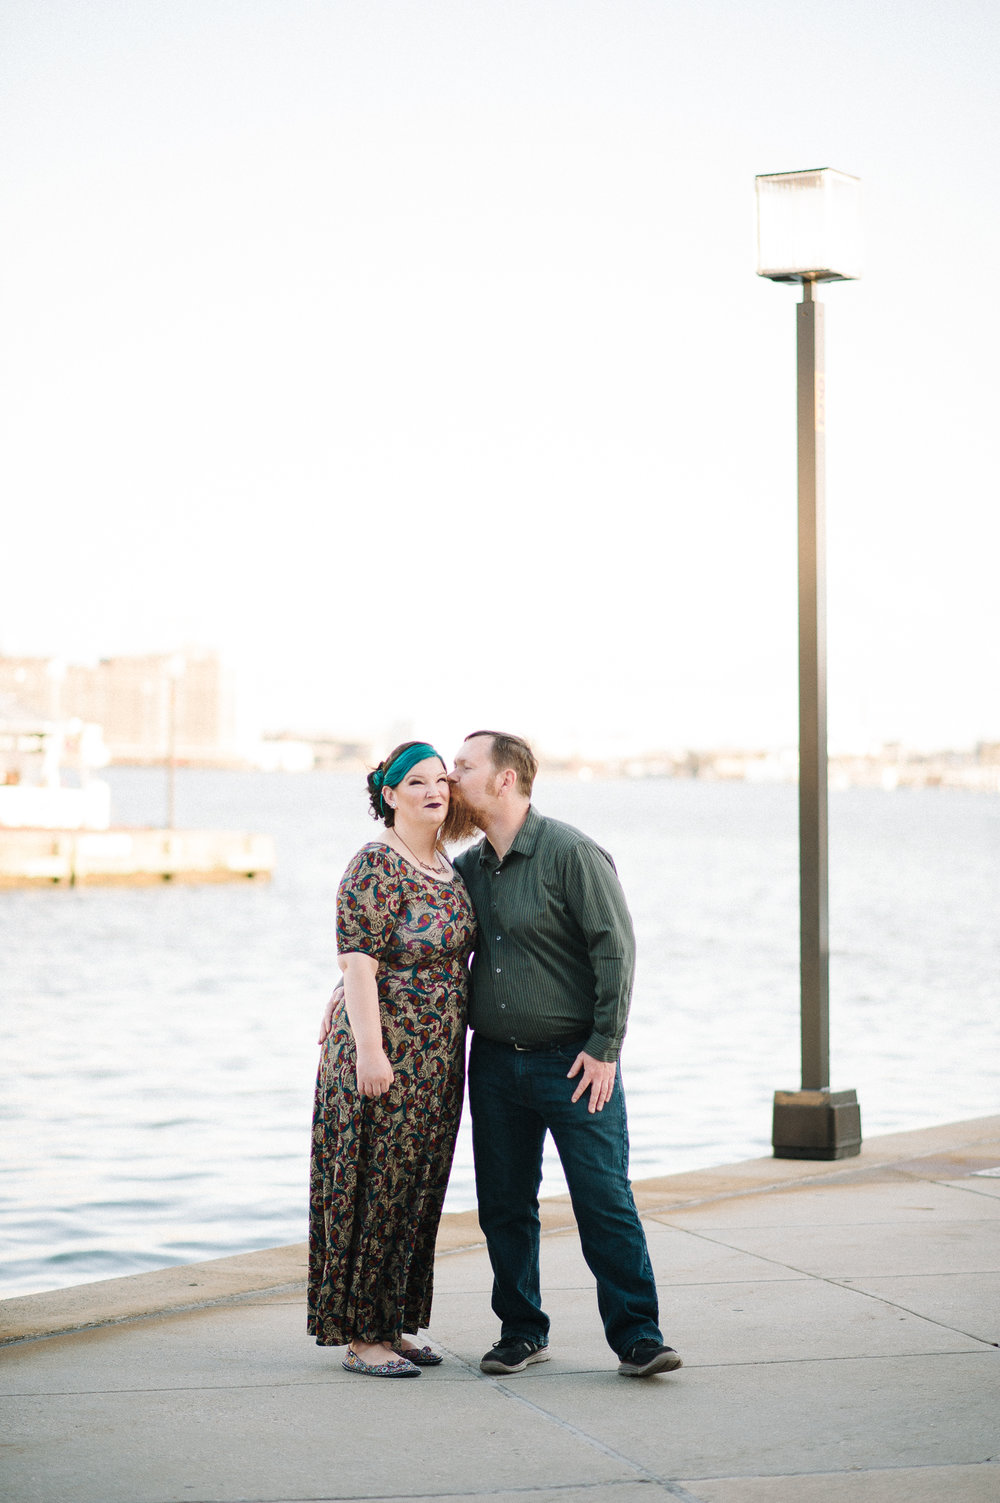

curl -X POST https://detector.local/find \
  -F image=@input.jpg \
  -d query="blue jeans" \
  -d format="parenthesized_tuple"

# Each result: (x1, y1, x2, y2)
(468, 1033, 662, 1357)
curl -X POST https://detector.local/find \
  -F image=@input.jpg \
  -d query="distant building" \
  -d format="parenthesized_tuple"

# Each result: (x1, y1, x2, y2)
(248, 736, 316, 773)
(0, 658, 65, 721)
(0, 651, 238, 765)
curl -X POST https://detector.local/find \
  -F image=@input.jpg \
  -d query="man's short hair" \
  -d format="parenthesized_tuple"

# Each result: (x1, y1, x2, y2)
(465, 730, 538, 797)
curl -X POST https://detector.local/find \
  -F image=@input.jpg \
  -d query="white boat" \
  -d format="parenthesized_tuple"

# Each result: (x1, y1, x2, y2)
(0, 707, 111, 831)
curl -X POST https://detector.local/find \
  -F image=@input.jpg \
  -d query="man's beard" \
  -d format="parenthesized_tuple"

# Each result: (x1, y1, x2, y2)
(440, 785, 484, 846)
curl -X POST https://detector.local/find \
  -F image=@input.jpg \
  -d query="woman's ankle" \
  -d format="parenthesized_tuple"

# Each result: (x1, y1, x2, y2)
(350, 1339, 395, 1360)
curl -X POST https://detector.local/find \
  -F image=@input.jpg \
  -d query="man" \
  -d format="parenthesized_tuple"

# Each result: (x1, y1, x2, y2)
(450, 730, 681, 1380)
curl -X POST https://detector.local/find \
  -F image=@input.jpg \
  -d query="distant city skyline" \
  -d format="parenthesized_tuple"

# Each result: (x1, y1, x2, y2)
(2, 1, 998, 757)
(1, 644, 993, 766)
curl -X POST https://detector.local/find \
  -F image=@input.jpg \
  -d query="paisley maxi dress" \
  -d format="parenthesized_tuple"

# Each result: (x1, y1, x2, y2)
(307, 843, 475, 1346)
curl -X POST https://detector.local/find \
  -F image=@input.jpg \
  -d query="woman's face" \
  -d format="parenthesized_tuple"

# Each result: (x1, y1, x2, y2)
(386, 757, 450, 828)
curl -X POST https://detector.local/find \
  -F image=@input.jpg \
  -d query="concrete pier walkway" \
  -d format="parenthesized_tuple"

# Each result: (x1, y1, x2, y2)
(2, 1115, 998, 1503)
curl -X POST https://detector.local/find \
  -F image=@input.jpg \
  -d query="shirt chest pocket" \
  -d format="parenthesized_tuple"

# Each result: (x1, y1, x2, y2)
(493, 877, 574, 947)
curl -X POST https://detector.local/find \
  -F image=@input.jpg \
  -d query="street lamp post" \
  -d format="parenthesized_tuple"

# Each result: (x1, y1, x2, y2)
(164, 654, 186, 832)
(756, 168, 863, 1160)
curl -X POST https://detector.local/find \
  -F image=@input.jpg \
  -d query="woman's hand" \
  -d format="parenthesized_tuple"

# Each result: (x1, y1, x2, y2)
(338, 953, 388, 1094)
(356, 1046, 394, 1097)
(317, 984, 345, 1045)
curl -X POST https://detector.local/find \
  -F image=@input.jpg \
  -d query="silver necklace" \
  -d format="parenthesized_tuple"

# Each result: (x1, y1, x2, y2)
(394, 833, 447, 875)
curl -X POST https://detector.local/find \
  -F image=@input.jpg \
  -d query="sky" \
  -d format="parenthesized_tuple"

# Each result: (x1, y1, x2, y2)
(2, 0, 998, 757)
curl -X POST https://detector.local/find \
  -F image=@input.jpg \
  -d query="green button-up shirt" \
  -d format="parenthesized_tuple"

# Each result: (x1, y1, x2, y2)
(453, 806, 636, 1062)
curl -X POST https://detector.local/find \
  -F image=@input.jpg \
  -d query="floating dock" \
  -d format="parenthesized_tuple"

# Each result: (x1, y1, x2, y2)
(0, 827, 274, 886)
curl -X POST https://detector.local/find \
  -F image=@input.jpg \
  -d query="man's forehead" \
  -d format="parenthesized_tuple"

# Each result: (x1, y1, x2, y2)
(456, 736, 489, 763)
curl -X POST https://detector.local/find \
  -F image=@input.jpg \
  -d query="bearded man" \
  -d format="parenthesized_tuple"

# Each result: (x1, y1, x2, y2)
(448, 730, 681, 1380)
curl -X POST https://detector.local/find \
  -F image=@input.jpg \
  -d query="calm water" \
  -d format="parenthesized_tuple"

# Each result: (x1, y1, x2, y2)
(1, 770, 997, 1299)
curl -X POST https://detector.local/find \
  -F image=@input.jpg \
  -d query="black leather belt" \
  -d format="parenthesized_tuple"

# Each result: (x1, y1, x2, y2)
(510, 1035, 588, 1053)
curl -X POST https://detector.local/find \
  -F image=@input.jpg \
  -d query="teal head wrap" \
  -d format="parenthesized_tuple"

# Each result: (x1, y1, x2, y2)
(372, 742, 444, 814)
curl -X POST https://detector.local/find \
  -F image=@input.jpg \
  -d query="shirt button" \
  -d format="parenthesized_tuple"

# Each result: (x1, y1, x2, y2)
(500, 1003, 506, 1009)
(496, 967, 501, 973)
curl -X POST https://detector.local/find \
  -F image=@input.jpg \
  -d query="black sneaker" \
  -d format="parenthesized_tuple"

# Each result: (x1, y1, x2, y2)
(480, 1337, 551, 1374)
(617, 1339, 683, 1377)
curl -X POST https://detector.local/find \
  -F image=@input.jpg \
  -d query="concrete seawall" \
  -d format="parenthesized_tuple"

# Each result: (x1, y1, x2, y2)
(4, 1113, 997, 1347)
(3, 1114, 998, 1503)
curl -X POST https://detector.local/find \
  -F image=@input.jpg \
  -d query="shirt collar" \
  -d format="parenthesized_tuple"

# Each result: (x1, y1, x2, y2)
(477, 804, 541, 866)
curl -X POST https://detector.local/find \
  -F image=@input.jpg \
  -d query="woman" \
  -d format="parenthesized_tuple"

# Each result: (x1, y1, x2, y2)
(307, 741, 475, 1377)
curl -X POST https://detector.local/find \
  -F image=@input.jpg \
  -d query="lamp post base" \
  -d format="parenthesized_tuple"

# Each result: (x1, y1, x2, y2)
(772, 1089, 862, 1160)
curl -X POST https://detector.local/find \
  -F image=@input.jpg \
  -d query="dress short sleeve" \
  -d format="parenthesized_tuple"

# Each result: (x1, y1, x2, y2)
(336, 845, 403, 961)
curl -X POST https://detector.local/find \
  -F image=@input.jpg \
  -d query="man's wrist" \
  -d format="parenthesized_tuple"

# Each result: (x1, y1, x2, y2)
(583, 1030, 620, 1062)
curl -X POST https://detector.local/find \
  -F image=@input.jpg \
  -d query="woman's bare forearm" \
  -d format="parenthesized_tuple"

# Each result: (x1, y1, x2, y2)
(339, 953, 393, 1096)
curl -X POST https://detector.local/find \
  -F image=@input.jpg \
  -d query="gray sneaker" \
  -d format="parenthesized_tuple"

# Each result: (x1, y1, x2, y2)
(617, 1340, 683, 1377)
(480, 1338, 551, 1374)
